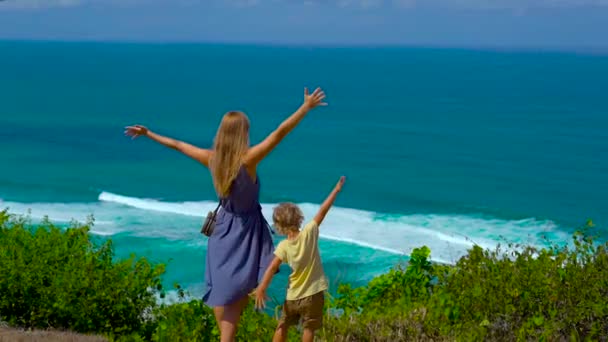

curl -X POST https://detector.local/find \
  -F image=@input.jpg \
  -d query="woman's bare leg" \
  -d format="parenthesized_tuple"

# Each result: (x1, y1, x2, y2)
(213, 306, 224, 332)
(213, 296, 250, 342)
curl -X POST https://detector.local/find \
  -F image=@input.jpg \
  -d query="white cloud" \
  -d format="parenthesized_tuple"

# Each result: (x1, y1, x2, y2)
(392, 0, 416, 8)
(0, 0, 81, 9)
(278, 0, 608, 9)
(336, 0, 383, 9)
(0, 0, 210, 10)
(540, 0, 608, 7)
(295, 0, 608, 9)
(429, 0, 608, 10)
(226, 0, 260, 7)
(1, 0, 607, 11)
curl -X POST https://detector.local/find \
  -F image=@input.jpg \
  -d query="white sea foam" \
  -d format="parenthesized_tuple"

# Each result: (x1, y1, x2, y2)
(98, 192, 206, 217)
(94, 191, 568, 264)
(1, 192, 569, 264)
(1, 198, 124, 236)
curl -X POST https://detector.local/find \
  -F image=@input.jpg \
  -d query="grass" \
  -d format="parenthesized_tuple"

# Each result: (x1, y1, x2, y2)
(0, 326, 107, 342)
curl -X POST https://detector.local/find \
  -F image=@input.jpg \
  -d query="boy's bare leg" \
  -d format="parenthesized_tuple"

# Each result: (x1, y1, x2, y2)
(272, 324, 289, 342)
(302, 328, 316, 342)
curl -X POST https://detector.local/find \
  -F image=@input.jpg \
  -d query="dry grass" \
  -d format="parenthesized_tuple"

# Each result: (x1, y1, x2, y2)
(0, 326, 107, 342)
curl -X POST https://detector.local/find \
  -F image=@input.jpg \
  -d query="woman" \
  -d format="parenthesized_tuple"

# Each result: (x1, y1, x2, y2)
(124, 87, 327, 342)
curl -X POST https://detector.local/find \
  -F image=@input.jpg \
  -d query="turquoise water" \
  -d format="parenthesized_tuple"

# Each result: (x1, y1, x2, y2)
(1, 41, 607, 301)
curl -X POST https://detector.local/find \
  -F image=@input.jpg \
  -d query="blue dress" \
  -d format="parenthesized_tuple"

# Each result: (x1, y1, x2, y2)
(203, 166, 275, 306)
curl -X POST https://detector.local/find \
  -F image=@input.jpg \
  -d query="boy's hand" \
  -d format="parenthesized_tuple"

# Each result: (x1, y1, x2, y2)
(314, 176, 346, 225)
(335, 176, 346, 192)
(254, 287, 268, 309)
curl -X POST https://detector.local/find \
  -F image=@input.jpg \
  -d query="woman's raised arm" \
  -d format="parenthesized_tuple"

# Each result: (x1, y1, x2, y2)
(125, 125, 212, 167)
(244, 87, 327, 167)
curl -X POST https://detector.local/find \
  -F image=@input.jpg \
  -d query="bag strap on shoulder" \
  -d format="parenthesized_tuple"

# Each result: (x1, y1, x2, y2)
(213, 200, 222, 214)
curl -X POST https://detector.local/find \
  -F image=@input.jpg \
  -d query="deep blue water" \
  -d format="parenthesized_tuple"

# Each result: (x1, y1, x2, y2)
(1, 41, 607, 300)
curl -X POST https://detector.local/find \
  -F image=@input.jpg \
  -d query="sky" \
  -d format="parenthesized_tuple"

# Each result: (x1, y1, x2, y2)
(0, 0, 607, 49)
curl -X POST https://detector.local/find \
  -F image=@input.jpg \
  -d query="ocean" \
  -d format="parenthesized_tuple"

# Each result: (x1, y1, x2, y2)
(1, 41, 607, 301)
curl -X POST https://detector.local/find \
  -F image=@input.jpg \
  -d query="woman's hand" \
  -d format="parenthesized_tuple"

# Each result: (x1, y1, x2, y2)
(303, 87, 327, 110)
(124, 125, 149, 139)
(254, 287, 268, 310)
(244, 87, 328, 166)
(123, 125, 211, 166)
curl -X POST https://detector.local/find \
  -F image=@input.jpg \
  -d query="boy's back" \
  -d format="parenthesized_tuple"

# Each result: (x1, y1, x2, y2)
(275, 220, 328, 301)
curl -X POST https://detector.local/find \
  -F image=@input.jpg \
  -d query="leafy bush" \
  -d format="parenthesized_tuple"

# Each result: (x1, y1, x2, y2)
(325, 246, 447, 341)
(149, 299, 218, 342)
(0, 210, 164, 338)
(324, 220, 608, 341)
(427, 221, 608, 340)
(2, 210, 606, 341)
(0, 210, 300, 341)
(333, 246, 444, 313)
(149, 292, 300, 341)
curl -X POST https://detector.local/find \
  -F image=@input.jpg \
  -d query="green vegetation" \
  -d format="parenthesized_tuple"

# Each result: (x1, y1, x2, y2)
(0, 210, 163, 340)
(1, 209, 606, 341)
(325, 226, 608, 341)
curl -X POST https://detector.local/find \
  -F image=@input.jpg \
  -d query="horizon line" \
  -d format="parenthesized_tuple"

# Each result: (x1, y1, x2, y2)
(2, 38, 608, 56)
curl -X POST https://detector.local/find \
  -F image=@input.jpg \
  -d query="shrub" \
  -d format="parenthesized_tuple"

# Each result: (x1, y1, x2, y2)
(326, 220, 608, 341)
(150, 299, 219, 342)
(0, 210, 164, 338)
(2, 210, 606, 341)
(333, 246, 445, 313)
(427, 220, 608, 340)
(149, 293, 301, 341)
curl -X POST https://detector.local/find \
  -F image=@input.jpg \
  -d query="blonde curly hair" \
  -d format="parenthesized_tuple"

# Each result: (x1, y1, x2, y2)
(272, 202, 304, 235)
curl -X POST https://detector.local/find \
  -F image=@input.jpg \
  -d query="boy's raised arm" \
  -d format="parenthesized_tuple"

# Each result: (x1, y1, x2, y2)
(254, 256, 283, 309)
(314, 176, 346, 226)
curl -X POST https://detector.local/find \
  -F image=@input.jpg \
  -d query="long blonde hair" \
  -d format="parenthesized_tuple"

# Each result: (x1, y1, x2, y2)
(210, 111, 250, 197)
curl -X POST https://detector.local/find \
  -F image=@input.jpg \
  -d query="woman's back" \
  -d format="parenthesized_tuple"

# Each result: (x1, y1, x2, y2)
(204, 164, 274, 307)
(220, 166, 260, 216)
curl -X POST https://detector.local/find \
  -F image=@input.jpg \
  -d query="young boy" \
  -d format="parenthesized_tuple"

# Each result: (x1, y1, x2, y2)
(255, 176, 345, 342)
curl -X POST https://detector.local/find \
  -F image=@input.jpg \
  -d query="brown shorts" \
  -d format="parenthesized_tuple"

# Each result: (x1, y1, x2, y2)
(278, 291, 325, 330)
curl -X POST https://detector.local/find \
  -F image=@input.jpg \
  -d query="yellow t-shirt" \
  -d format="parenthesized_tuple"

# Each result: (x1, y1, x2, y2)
(274, 220, 328, 301)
